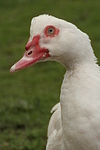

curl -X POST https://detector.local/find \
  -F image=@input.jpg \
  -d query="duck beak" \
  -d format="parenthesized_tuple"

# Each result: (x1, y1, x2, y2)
(10, 35, 50, 73)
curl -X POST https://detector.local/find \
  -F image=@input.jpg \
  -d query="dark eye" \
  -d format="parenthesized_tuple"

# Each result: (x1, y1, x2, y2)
(48, 28, 55, 34)
(44, 25, 59, 37)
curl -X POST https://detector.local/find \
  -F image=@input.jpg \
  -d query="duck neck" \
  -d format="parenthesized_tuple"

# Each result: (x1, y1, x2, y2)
(60, 60, 99, 117)
(60, 60, 100, 144)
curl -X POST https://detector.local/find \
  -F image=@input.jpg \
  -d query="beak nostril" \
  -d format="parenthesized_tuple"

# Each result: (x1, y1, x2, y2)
(28, 51, 32, 56)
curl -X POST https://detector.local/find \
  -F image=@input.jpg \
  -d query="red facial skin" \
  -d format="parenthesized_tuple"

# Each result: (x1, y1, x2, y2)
(44, 25, 59, 37)
(10, 25, 59, 73)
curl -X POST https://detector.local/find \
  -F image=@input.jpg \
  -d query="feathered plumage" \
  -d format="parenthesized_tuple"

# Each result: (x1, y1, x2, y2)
(10, 14, 100, 150)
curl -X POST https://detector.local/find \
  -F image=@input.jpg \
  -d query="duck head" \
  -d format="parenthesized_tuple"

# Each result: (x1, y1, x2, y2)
(10, 14, 95, 73)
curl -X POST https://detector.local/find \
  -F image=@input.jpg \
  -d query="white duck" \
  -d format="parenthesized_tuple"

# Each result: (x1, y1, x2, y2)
(10, 14, 100, 150)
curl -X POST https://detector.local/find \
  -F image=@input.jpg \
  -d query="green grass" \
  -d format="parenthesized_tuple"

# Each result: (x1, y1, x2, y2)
(0, 0, 100, 149)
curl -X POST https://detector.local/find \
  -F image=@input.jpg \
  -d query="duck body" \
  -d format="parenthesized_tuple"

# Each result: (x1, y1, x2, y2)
(10, 14, 100, 150)
(47, 63, 100, 150)
(61, 63, 100, 150)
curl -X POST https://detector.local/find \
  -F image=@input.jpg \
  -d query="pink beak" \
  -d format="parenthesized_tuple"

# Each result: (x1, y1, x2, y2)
(10, 35, 50, 73)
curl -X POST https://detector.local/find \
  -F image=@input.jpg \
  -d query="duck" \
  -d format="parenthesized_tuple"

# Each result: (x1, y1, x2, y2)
(10, 14, 100, 150)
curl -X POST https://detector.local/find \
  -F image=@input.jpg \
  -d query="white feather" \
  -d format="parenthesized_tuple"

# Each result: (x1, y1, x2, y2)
(47, 103, 61, 137)
(29, 14, 100, 150)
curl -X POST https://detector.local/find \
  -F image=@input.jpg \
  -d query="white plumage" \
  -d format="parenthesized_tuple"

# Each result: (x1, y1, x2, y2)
(47, 103, 61, 137)
(10, 14, 100, 150)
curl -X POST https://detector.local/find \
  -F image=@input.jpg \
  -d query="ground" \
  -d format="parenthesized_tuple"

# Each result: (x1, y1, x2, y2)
(0, 0, 100, 149)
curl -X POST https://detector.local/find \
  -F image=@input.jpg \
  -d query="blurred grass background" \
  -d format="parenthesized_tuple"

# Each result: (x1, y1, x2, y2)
(0, 0, 100, 149)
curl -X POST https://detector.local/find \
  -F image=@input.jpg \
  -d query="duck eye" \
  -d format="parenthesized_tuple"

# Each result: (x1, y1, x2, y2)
(48, 28, 55, 34)
(44, 25, 59, 37)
